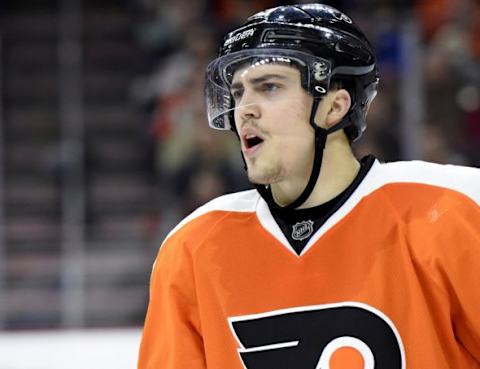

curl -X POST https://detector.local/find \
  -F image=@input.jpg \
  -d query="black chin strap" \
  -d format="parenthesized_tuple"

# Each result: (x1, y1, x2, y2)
(252, 98, 350, 209)
(274, 99, 326, 209)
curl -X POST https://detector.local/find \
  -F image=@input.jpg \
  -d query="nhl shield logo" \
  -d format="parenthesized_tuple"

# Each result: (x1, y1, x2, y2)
(291, 220, 314, 241)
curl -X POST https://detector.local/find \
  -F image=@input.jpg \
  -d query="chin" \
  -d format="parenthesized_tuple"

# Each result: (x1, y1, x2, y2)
(247, 166, 282, 185)
(247, 170, 267, 185)
(247, 171, 265, 185)
(248, 176, 269, 185)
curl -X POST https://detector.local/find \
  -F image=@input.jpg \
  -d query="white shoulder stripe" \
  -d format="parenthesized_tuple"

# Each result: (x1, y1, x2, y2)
(162, 189, 259, 244)
(374, 160, 480, 205)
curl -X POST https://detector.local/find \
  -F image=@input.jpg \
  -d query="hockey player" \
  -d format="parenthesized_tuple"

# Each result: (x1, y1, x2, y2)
(138, 4, 480, 369)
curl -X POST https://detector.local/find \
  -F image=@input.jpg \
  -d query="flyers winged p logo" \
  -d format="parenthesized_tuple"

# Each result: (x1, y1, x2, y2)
(228, 302, 405, 369)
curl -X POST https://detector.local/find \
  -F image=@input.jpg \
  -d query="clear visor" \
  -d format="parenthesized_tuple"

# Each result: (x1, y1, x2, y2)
(204, 48, 330, 130)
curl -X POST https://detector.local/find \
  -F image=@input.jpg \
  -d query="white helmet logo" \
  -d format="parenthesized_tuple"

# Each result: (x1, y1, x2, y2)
(313, 61, 330, 81)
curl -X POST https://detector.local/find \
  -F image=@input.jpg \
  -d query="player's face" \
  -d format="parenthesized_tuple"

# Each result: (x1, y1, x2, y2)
(231, 63, 315, 186)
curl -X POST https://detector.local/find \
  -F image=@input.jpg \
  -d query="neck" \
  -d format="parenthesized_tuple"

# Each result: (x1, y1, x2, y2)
(271, 132, 360, 209)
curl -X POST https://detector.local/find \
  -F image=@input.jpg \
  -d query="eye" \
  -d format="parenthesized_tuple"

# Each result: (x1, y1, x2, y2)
(260, 82, 280, 94)
(231, 88, 244, 101)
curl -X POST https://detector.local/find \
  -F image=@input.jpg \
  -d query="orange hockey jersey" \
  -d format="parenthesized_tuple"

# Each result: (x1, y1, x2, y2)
(138, 159, 480, 369)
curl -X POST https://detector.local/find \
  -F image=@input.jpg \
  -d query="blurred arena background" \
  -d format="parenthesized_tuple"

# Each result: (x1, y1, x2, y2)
(0, 0, 478, 366)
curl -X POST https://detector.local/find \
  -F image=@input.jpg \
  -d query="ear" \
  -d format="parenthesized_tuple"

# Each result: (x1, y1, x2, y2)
(324, 89, 351, 128)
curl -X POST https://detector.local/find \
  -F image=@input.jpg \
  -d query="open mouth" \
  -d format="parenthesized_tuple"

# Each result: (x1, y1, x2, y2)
(245, 135, 264, 149)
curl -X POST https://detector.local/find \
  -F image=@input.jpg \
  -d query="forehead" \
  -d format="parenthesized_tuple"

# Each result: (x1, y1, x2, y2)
(231, 63, 300, 85)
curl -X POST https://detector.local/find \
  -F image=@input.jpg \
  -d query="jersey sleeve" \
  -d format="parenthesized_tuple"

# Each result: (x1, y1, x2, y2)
(137, 232, 206, 369)
(409, 191, 480, 361)
(444, 199, 480, 361)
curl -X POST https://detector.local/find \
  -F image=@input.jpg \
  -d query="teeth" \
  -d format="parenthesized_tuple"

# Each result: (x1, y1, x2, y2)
(245, 134, 256, 139)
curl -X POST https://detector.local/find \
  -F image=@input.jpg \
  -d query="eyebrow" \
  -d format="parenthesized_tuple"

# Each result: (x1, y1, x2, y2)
(230, 73, 289, 90)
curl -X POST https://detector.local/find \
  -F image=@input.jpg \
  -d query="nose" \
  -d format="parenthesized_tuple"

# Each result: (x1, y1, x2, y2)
(234, 90, 261, 125)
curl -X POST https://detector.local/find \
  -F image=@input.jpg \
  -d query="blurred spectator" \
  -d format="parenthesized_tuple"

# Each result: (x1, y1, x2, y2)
(421, 125, 466, 164)
(418, 0, 480, 165)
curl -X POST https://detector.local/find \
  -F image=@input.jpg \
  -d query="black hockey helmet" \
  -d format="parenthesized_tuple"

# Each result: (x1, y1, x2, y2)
(205, 3, 379, 141)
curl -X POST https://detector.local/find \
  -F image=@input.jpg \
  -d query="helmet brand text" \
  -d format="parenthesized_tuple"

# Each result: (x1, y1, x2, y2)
(225, 29, 256, 47)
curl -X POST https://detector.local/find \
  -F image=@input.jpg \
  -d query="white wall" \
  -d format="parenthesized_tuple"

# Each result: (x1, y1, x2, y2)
(0, 328, 142, 369)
